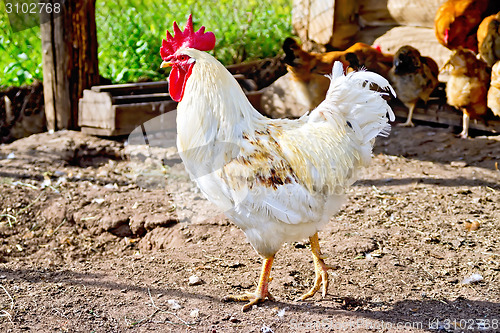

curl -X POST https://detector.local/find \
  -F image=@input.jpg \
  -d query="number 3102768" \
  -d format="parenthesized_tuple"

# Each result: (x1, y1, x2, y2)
(5, 2, 61, 14)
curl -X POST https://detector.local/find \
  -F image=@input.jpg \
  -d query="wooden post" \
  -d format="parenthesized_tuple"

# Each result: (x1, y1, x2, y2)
(41, 0, 99, 131)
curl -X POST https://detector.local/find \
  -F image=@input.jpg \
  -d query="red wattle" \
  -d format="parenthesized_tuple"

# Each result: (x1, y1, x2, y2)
(168, 63, 194, 102)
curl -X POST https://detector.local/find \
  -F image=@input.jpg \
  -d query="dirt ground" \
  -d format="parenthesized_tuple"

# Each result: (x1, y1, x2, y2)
(0, 123, 499, 332)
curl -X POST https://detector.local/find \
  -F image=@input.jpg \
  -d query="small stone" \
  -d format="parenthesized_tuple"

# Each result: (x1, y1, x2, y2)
(167, 299, 182, 310)
(92, 198, 105, 204)
(190, 308, 200, 318)
(464, 220, 480, 231)
(450, 161, 467, 168)
(461, 273, 483, 285)
(188, 275, 203, 286)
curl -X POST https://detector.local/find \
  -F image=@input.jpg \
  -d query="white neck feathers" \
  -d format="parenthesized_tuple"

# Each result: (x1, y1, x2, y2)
(175, 49, 263, 151)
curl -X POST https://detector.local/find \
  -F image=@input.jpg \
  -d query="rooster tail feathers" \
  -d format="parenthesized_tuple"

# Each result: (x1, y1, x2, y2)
(331, 61, 345, 81)
(329, 61, 396, 97)
(311, 61, 395, 144)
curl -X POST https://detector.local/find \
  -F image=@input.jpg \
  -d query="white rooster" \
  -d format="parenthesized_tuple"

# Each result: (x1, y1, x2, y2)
(160, 15, 395, 311)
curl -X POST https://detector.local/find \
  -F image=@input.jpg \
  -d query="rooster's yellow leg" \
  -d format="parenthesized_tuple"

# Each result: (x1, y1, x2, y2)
(301, 232, 332, 300)
(222, 255, 275, 311)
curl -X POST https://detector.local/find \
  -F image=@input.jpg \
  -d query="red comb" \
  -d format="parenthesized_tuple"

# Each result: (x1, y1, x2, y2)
(160, 14, 216, 59)
(444, 29, 449, 44)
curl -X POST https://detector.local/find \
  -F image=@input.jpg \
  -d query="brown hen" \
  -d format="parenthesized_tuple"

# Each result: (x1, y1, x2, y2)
(280, 38, 393, 110)
(444, 48, 490, 138)
(283, 38, 393, 78)
(435, 0, 489, 52)
(478, 12, 500, 67)
(487, 61, 500, 117)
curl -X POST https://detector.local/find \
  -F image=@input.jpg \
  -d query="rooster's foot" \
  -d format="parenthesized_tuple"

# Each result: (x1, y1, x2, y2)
(222, 290, 275, 311)
(222, 256, 275, 311)
(300, 257, 332, 300)
(300, 232, 333, 300)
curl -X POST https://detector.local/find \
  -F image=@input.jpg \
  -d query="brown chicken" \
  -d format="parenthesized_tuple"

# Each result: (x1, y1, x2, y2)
(478, 12, 500, 67)
(279, 38, 394, 110)
(388, 46, 440, 127)
(435, 0, 489, 52)
(283, 38, 393, 78)
(444, 48, 490, 138)
(487, 61, 500, 116)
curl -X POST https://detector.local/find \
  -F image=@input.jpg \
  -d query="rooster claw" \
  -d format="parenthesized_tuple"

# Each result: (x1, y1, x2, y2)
(300, 232, 334, 300)
(300, 263, 330, 300)
(222, 291, 275, 312)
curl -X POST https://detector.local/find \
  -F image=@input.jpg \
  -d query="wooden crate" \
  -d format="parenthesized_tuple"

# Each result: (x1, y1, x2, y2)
(78, 70, 270, 137)
(78, 81, 177, 136)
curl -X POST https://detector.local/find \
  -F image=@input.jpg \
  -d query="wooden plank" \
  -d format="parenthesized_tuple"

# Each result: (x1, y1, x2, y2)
(53, 8, 72, 129)
(139, 110, 178, 138)
(330, 0, 359, 48)
(78, 90, 114, 129)
(111, 93, 171, 105)
(41, 8, 71, 130)
(80, 101, 177, 137)
(40, 18, 56, 131)
(91, 81, 169, 95)
(246, 90, 264, 112)
(70, 0, 100, 128)
(40, 0, 99, 130)
(114, 101, 177, 132)
(393, 102, 500, 133)
(81, 126, 129, 136)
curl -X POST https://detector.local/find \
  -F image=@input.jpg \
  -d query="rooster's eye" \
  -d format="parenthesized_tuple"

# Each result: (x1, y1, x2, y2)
(179, 55, 188, 61)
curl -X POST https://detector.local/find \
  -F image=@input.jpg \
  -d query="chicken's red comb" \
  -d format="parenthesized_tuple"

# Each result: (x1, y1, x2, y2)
(160, 14, 216, 59)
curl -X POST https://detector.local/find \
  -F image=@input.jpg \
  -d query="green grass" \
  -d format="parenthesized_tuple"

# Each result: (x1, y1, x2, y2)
(0, 0, 292, 87)
(0, 1, 42, 88)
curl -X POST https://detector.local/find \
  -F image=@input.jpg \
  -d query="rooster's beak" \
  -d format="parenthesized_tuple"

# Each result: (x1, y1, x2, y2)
(161, 61, 172, 68)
